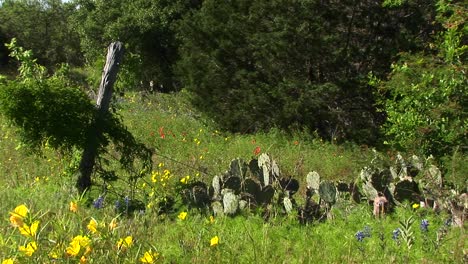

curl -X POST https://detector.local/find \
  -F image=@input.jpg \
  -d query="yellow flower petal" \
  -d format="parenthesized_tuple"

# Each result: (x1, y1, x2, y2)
(87, 218, 99, 234)
(69, 201, 78, 213)
(73, 235, 91, 247)
(117, 236, 133, 250)
(18, 241, 37, 256)
(66, 240, 80, 257)
(178, 211, 187, 221)
(18, 221, 39, 238)
(2, 259, 15, 264)
(9, 215, 23, 227)
(140, 250, 159, 263)
(210, 236, 219, 247)
(13, 204, 28, 218)
(9, 204, 28, 227)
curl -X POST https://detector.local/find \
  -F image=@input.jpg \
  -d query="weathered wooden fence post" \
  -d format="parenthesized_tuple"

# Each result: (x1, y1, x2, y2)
(76, 42, 125, 193)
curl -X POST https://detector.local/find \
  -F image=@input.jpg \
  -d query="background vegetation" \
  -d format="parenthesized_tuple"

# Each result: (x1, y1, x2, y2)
(0, 0, 466, 262)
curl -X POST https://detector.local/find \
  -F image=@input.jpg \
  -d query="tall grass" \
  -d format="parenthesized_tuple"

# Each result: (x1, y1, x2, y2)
(0, 92, 465, 263)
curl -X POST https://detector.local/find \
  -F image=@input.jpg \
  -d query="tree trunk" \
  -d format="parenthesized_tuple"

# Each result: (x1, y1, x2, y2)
(76, 42, 124, 193)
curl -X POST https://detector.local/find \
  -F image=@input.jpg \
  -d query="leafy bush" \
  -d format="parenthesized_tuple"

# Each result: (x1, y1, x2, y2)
(0, 78, 95, 150)
(0, 39, 94, 150)
(378, 1, 467, 157)
(0, 39, 152, 191)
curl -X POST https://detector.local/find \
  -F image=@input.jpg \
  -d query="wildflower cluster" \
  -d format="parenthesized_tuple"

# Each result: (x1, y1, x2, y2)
(355, 226, 372, 242)
(151, 164, 172, 186)
(66, 235, 91, 260)
(9, 205, 39, 257)
(93, 196, 105, 209)
(392, 228, 401, 241)
(420, 219, 429, 232)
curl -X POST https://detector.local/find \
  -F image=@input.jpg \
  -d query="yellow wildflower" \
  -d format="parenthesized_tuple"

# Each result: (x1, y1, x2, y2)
(18, 221, 39, 238)
(19, 241, 37, 256)
(209, 215, 215, 224)
(9, 204, 28, 227)
(412, 203, 420, 209)
(178, 211, 187, 221)
(66, 240, 80, 257)
(80, 256, 87, 264)
(69, 201, 78, 213)
(210, 236, 219, 247)
(2, 259, 14, 264)
(87, 218, 99, 234)
(73, 235, 91, 247)
(117, 236, 133, 250)
(151, 171, 159, 182)
(9, 215, 23, 228)
(140, 250, 159, 263)
(180, 176, 190, 184)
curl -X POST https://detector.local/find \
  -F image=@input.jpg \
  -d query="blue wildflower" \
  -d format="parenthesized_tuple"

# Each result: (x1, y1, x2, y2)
(115, 200, 121, 210)
(93, 196, 105, 209)
(355, 231, 365, 242)
(392, 228, 400, 240)
(420, 219, 429, 232)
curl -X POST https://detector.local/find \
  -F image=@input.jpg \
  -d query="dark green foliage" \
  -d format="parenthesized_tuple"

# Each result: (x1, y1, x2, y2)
(0, 39, 152, 190)
(0, 77, 94, 150)
(378, 1, 467, 157)
(71, 0, 200, 92)
(0, 0, 83, 68)
(176, 0, 436, 143)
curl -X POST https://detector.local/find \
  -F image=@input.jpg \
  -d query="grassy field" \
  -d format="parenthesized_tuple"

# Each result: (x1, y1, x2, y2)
(0, 92, 465, 263)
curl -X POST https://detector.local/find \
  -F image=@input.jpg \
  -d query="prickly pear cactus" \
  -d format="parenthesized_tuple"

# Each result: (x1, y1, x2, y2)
(229, 158, 248, 179)
(283, 197, 293, 214)
(222, 189, 239, 215)
(319, 181, 337, 205)
(212, 175, 222, 200)
(306, 171, 320, 193)
(258, 153, 271, 186)
(223, 176, 242, 193)
(211, 201, 224, 217)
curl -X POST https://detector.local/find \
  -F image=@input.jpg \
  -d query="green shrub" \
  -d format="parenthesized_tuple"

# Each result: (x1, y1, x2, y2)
(378, 1, 467, 157)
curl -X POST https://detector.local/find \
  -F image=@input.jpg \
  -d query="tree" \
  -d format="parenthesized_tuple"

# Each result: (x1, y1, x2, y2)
(0, 39, 152, 192)
(176, 0, 436, 143)
(378, 0, 467, 157)
(0, 0, 83, 69)
(71, 0, 201, 92)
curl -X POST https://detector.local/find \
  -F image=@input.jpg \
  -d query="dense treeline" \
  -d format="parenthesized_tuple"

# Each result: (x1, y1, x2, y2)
(0, 0, 465, 157)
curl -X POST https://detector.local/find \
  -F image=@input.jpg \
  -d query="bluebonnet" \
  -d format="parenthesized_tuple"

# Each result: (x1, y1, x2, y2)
(115, 200, 121, 210)
(93, 196, 105, 209)
(355, 231, 365, 242)
(420, 219, 429, 232)
(355, 226, 372, 242)
(124, 196, 130, 207)
(392, 228, 400, 240)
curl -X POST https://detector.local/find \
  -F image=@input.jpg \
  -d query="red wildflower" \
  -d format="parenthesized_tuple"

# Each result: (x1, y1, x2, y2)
(159, 127, 165, 139)
(253, 146, 261, 156)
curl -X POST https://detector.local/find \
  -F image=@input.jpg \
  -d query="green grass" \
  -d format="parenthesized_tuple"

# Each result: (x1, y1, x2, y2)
(0, 91, 465, 263)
